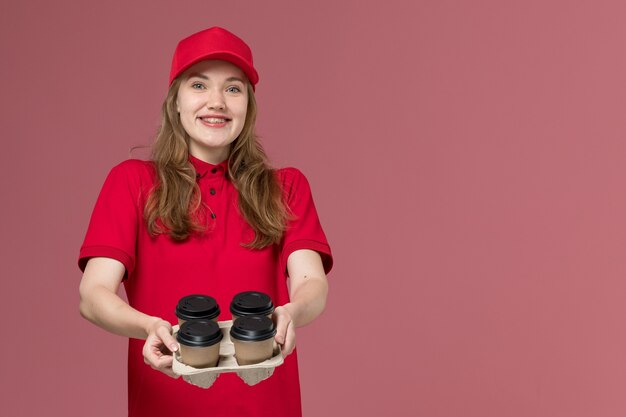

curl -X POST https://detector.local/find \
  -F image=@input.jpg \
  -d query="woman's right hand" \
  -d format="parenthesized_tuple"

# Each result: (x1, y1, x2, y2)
(142, 318, 180, 378)
(80, 258, 180, 379)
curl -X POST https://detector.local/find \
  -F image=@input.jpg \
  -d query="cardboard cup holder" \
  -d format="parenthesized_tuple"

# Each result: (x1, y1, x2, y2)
(172, 320, 284, 388)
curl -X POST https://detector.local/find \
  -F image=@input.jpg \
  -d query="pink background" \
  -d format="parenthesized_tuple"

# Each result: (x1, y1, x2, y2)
(2, 0, 626, 416)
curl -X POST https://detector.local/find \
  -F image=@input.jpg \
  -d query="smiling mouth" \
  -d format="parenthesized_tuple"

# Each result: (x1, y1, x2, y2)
(199, 117, 230, 123)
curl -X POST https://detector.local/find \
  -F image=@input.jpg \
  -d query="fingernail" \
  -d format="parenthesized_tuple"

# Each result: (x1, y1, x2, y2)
(170, 344, 178, 351)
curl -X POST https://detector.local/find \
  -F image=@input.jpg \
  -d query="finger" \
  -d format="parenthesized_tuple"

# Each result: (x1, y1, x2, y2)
(282, 321, 296, 356)
(162, 367, 180, 379)
(273, 309, 289, 345)
(147, 355, 179, 379)
(143, 337, 162, 367)
(153, 353, 173, 369)
(143, 334, 172, 368)
(156, 325, 179, 352)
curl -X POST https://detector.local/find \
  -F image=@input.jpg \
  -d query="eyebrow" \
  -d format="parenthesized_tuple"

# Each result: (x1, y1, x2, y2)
(188, 73, 245, 84)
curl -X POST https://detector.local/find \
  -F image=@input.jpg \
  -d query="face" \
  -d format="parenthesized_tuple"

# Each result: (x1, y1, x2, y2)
(176, 60, 249, 163)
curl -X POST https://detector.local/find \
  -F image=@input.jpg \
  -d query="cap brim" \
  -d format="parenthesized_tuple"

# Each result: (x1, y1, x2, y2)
(169, 52, 258, 89)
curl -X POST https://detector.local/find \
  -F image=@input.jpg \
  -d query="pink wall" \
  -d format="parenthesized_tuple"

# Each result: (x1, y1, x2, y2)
(2, 0, 626, 415)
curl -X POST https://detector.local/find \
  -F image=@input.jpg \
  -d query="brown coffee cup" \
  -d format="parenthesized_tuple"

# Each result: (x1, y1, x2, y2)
(177, 320, 223, 368)
(175, 294, 220, 326)
(230, 316, 277, 365)
(230, 291, 274, 320)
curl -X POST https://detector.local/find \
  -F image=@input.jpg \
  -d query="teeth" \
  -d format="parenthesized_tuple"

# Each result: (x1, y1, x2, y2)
(201, 118, 227, 123)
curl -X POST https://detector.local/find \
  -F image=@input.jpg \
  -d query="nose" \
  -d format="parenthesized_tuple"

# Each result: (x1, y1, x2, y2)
(206, 88, 226, 110)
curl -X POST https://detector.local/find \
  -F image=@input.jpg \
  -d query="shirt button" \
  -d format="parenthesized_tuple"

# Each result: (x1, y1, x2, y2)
(211, 168, 217, 174)
(210, 188, 216, 195)
(211, 213, 217, 219)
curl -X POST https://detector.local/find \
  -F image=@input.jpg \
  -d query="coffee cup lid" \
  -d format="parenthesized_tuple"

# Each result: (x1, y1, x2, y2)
(176, 294, 220, 321)
(230, 291, 274, 317)
(230, 316, 277, 342)
(177, 320, 223, 347)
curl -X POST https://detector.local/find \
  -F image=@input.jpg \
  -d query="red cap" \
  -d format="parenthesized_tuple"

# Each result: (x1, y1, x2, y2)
(169, 27, 259, 88)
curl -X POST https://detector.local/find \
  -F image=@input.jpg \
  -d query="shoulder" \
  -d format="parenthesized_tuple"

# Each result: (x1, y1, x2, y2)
(108, 159, 155, 180)
(275, 167, 315, 203)
(103, 159, 156, 193)
(276, 166, 309, 191)
(276, 166, 306, 182)
(111, 159, 155, 175)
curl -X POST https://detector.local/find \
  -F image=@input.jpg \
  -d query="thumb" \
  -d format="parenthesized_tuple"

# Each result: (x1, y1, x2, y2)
(156, 324, 179, 352)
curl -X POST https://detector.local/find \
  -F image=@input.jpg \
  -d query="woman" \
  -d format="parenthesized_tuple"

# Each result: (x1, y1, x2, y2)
(78, 27, 332, 417)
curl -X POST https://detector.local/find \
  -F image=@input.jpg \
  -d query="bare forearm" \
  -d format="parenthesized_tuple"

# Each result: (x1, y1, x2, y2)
(284, 276, 328, 327)
(79, 285, 159, 340)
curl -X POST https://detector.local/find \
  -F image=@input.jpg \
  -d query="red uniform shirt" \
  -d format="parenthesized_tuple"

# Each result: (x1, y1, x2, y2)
(78, 155, 333, 417)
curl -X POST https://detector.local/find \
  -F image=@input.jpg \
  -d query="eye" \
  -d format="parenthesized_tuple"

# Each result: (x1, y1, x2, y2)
(226, 86, 241, 93)
(191, 82, 205, 89)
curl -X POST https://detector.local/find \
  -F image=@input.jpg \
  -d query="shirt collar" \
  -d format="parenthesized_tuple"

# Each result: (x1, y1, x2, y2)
(188, 154, 229, 179)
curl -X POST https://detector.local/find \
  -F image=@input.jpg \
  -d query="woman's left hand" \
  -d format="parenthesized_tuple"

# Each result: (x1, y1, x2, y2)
(273, 304, 296, 357)
(274, 249, 329, 358)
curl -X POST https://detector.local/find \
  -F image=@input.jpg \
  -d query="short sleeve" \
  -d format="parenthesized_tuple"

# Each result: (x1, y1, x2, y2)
(78, 161, 146, 276)
(279, 168, 333, 277)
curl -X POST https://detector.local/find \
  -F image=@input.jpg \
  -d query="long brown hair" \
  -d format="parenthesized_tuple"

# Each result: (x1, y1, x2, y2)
(144, 78, 289, 248)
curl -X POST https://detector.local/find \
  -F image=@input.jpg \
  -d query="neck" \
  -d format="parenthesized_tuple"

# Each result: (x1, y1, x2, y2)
(188, 145, 230, 165)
